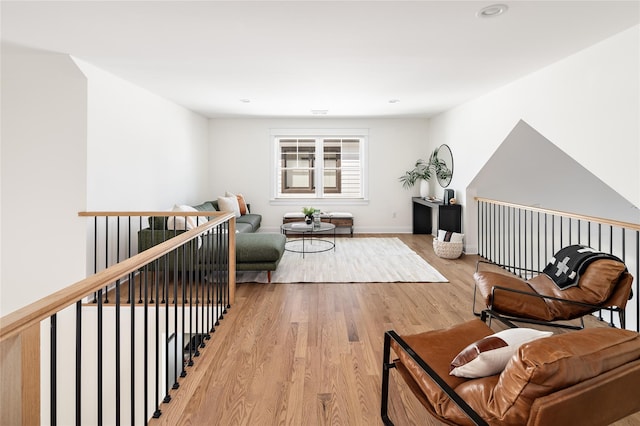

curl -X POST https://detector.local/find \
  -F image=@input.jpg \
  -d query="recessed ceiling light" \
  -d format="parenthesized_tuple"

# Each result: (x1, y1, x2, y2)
(311, 109, 328, 115)
(389, 99, 400, 104)
(240, 99, 251, 103)
(477, 4, 508, 18)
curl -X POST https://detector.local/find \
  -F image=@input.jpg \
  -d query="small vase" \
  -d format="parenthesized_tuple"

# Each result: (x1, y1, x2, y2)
(419, 179, 429, 198)
(305, 216, 312, 225)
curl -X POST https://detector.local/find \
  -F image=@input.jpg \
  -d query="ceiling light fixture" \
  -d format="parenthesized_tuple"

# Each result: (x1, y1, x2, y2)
(477, 4, 508, 18)
(240, 99, 251, 103)
(389, 99, 400, 104)
(311, 109, 328, 115)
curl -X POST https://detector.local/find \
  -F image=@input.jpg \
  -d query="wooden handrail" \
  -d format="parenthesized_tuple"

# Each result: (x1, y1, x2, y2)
(78, 211, 224, 217)
(475, 197, 640, 231)
(0, 212, 235, 343)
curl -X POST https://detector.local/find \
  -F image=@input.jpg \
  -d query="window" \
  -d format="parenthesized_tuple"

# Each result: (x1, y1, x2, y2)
(280, 139, 315, 194)
(273, 131, 366, 200)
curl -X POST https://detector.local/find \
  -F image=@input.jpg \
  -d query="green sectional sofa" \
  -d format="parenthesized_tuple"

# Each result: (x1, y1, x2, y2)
(137, 200, 285, 281)
(140, 200, 261, 236)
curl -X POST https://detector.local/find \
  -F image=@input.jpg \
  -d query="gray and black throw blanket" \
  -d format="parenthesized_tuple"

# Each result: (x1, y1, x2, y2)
(543, 244, 624, 290)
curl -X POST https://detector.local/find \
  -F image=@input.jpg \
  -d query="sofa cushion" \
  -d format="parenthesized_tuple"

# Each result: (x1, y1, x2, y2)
(235, 222, 254, 234)
(237, 213, 261, 232)
(235, 233, 286, 263)
(206, 199, 251, 213)
(192, 201, 217, 214)
(149, 216, 168, 230)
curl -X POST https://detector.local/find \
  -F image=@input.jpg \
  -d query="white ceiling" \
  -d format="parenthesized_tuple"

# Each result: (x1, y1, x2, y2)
(2, 1, 638, 118)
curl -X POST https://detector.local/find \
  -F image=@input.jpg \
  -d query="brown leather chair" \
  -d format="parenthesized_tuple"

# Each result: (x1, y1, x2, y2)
(473, 258, 633, 329)
(381, 320, 640, 426)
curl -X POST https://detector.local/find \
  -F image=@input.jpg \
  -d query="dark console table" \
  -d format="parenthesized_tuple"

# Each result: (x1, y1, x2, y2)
(412, 197, 462, 234)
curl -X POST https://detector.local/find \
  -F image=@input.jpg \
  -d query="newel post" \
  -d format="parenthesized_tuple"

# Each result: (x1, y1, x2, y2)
(228, 217, 236, 305)
(0, 322, 41, 425)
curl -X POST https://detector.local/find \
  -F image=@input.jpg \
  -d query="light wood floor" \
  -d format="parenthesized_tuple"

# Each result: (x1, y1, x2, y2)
(149, 234, 640, 426)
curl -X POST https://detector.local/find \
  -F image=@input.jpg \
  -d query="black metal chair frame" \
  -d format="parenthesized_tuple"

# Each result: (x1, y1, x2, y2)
(381, 330, 489, 426)
(472, 260, 626, 330)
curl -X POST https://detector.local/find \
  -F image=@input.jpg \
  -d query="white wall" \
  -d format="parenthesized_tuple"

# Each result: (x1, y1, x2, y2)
(427, 25, 640, 253)
(208, 118, 431, 233)
(75, 60, 210, 211)
(1, 43, 88, 316)
(1, 48, 210, 317)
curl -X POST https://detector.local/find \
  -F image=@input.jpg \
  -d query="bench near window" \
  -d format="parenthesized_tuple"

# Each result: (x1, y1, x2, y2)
(283, 212, 354, 237)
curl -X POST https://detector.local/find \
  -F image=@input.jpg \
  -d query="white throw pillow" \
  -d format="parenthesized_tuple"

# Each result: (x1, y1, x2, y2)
(166, 205, 204, 230)
(437, 229, 464, 243)
(449, 328, 552, 378)
(450, 233, 464, 243)
(217, 196, 241, 218)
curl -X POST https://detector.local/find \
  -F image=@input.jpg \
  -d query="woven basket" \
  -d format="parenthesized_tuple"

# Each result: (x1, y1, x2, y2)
(433, 239, 463, 259)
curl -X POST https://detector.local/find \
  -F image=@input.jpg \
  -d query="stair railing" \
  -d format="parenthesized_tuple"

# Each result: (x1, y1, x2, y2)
(476, 197, 639, 331)
(0, 211, 236, 426)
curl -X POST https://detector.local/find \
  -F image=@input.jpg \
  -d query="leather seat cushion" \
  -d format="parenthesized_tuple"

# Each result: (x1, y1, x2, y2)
(392, 321, 640, 426)
(434, 327, 640, 425)
(474, 271, 553, 321)
(457, 327, 640, 425)
(390, 320, 493, 420)
(528, 259, 628, 319)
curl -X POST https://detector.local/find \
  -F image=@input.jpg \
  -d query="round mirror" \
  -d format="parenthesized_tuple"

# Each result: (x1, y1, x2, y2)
(434, 144, 453, 188)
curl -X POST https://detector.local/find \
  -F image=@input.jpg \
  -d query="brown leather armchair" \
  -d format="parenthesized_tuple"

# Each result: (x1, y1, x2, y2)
(473, 258, 633, 329)
(381, 320, 640, 426)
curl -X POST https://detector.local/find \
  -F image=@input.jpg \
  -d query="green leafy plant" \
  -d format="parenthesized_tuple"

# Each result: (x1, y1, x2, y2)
(399, 149, 439, 189)
(302, 207, 316, 217)
(430, 149, 453, 182)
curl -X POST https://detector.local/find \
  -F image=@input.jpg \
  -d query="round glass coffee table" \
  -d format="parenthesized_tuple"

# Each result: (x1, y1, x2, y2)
(281, 222, 336, 258)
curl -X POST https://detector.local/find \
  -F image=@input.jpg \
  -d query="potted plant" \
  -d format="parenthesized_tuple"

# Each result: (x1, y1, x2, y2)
(399, 149, 438, 197)
(302, 207, 315, 224)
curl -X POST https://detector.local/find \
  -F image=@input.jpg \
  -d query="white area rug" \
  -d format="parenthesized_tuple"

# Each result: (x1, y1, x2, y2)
(236, 237, 448, 283)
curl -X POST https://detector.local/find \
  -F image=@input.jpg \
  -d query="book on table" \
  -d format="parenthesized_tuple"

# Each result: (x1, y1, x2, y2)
(291, 222, 312, 229)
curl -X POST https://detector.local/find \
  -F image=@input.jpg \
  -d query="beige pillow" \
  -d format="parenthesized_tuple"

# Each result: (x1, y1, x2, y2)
(217, 196, 241, 218)
(437, 229, 465, 243)
(225, 191, 248, 215)
(167, 205, 200, 230)
(449, 328, 552, 378)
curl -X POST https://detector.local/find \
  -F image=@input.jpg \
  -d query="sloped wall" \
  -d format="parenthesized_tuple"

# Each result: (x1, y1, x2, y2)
(427, 25, 639, 253)
(469, 120, 638, 223)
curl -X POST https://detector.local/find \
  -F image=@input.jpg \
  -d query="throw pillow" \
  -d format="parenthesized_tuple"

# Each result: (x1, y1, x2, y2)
(449, 328, 552, 378)
(217, 196, 241, 218)
(166, 205, 204, 231)
(450, 233, 464, 244)
(225, 191, 248, 215)
(437, 230, 465, 243)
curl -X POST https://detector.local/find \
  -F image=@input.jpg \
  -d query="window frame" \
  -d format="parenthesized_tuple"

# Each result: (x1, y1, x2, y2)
(280, 141, 316, 194)
(270, 129, 369, 205)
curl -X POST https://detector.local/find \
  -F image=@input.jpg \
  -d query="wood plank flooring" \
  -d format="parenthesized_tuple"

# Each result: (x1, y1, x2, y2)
(149, 234, 640, 426)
